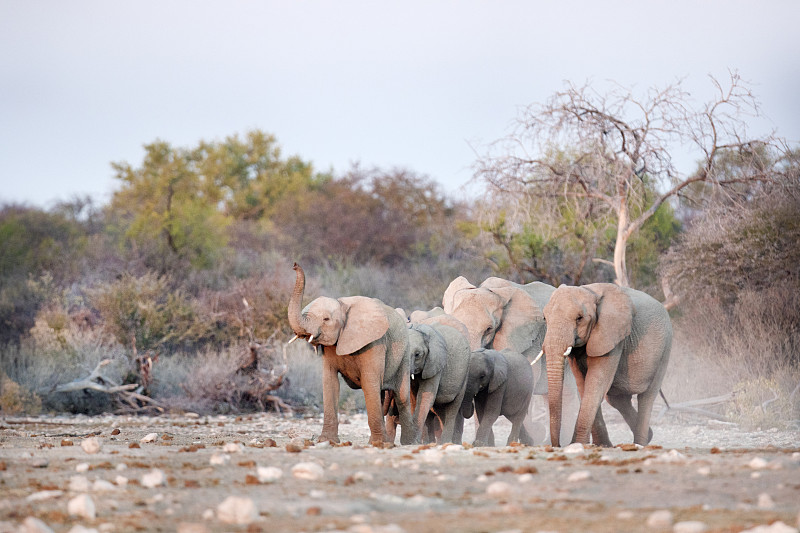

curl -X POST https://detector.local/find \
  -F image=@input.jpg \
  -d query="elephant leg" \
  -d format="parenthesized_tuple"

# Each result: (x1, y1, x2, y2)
(474, 394, 502, 447)
(452, 409, 465, 444)
(572, 352, 620, 445)
(589, 404, 612, 447)
(606, 392, 639, 442)
(518, 422, 536, 446)
(319, 356, 341, 443)
(394, 375, 416, 445)
(413, 387, 437, 444)
(439, 388, 467, 444)
(362, 382, 388, 447)
(633, 388, 659, 445)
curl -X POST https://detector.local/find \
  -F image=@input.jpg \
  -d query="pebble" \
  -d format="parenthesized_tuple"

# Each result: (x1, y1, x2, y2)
(647, 510, 674, 528)
(141, 469, 166, 488)
(69, 475, 91, 492)
(67, 494, 96, 520)
(115, 475, 128, 487)
(291, 462, 325, 480)
(209, 453, 230, 466)
(757, 492, 776, 509)
(67, 526, 99, 533)
(486, 481, 513, 497)
(216, 496, 258, 525)
(81, 437, 101, 454)
(222, 442, 243, 453)
(739, 522, 797, 533)
(92, 479, 116, 492)
(563, 442, 585, 455)
(748, 457, 769, 469)
(75, 463, 90, 473)
(256, 466, 282, 483)
(140, 433, 158, 443)
(26, 490, 64, 502)
(567, 470, 591, 482)
(20, 517, 55, 533)
(673, 521, 707, 533)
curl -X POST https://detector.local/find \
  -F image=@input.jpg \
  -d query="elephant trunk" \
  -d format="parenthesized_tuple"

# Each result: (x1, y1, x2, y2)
(288, 263, 313, 338)
(545, 336, 571, 447)
(460, 382, 479, 419)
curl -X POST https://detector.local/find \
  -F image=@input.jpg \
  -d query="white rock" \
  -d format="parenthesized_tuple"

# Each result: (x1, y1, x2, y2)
(309, 489, 326, 499)
(67, 494, 96, 520)
(748, 457, 769, 469)
(256, 466, 282, 483)
(419, 448, 443, 464)
(739, 522, 798, 533)
(647, 510, 674, 528)
(75, 463, 90, 473)
(209, 453, 230, 466)
(201, 509, 214, 520)
(114, 475, 128, 487)
(69, 475, 91, 492)
(26, 490, 64, 502)
(216, 496, 258, 525)
(222, 442, 243, 453)
(291, 462, 325, 480)
(563, 442, 585, 455)
(81, 437, 102, 454)
(141, 469, 166, 488)
(674, 520, 707, 533)
(486, 481, 513, 497)
(115, 463, 127, 471)
(140, 432, 158, 443)
(696, 466, 711, 476)
(443, 444, 464, 453)
(617, 511, 635, 520)
(67, 526, 100, 533)
(313, 440, 331, 449)
(567, 470, 591, 482)
(353, 471, 373, 481)
(92, 479, 116, 492)
(757, 492, 776, 509)
(20, 517, 55, 533)
(517, 473, 535, 483)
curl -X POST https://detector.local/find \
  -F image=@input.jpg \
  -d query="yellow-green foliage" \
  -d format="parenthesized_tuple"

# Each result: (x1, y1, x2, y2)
(0, 371, 41, 415)
(727, 377, 797, 430)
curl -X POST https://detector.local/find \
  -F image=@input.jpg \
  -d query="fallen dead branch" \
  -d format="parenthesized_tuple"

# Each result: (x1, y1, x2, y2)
(50, 359, 164, 414)
(655, 393, 734, 422)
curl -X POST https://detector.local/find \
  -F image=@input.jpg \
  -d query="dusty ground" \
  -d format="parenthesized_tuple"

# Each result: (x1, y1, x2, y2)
(1, 409, 799, 533)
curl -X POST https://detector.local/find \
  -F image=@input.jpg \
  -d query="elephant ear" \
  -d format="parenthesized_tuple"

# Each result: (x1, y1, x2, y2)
(336, 296, 390, 356)
(488, 285, 543, 351)
(442, 276, 476, 314)
(487, 350, 508, 393)
(419, 324, 448, 380)
(584, 284, 633, 358)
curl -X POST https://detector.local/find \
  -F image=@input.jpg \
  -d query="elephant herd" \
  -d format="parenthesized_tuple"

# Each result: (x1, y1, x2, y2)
(287, 263, 672, 448)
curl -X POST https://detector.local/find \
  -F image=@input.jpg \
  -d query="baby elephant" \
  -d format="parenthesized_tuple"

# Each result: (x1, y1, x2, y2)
(460, 348, 535, 447)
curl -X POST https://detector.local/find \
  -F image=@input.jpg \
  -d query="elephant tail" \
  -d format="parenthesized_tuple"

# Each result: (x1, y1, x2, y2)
(659, 388, 671, 410)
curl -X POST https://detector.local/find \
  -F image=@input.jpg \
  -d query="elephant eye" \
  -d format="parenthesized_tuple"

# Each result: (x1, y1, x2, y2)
(323, 317, 330, 322)
(576, 315, 583, 322)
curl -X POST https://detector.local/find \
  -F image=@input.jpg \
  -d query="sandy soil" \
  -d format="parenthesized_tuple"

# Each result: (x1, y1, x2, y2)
(1, 410, 799, 533)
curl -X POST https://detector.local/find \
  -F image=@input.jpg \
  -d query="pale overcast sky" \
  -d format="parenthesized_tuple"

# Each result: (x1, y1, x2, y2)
(1, 1, 799, 208)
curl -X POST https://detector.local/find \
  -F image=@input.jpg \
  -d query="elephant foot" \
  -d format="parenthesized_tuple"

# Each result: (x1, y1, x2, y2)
(318, 433, 340, 445)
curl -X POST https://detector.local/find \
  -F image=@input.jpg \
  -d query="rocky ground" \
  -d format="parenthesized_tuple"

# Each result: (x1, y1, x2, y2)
(1, 410, 799, 533)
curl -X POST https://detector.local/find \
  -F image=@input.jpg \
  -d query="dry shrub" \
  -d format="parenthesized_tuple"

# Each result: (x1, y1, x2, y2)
(0, 370, 41, 415)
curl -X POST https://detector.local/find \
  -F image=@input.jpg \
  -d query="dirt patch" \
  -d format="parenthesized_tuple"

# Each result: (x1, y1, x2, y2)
(1, 412, 798, 532)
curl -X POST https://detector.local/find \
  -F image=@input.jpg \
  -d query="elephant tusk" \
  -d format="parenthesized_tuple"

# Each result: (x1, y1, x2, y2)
(563, 346, 572, 357)
(287, 334, 299, 345)
(530, 350, 544, 366)
(308, 334, 315, 343)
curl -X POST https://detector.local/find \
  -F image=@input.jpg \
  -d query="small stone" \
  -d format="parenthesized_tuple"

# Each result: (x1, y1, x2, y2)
(201, 509, 214, 520)
(739, 522, 798, 533)
(209, 453, 230, 466)
(81, 437, 102, 454)
(757, 492, 776, 509)
(647, 509, 674, 528)
(567, 470, 591, 482)
(420, 448, 443, 464)
(313, 440, 331, 449)
(222, 442, 243, 453)
(673, 520, 707, 533)
(140, 433, 158, 443)
(20, 517, 55, 533)
(256, 466, 282, 483)
(26, 490, 64, 502)
(748, 457, 769, 469)
(67, 493, 96, 519)
(176, 523, 210, 533)
(696, 466, 711, 476)
(141, 469, 166, 488)
(75, 463, 90, 473)
(517, 473, 535, 483)
(617, 511, 635, 520)
(353, 471, 373, 481)
(92, 479, 116, 492)
(486, 481, 512, 497)
(292, 462, 324, 480)
(67, 526, 99, 533)
(114, 475, 128, 487)
(216, 496, 258, 525)
(563, 442, 584, 454)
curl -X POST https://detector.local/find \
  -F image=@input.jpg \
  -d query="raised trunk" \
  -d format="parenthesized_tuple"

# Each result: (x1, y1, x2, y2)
(546, 347, 566, 447)
(288, 262, 312, 336)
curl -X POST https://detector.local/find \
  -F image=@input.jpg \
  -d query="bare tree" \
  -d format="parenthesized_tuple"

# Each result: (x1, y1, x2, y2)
(475, 72, 787, 300)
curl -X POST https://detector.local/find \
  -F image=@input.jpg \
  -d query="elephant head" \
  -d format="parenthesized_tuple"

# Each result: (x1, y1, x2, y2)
(407, 324, 448, 380)
(460, 349, 508, 419)
(288, 263, 390, 355)
(442, 276, 544, 354)
(542, 283, 632, 446)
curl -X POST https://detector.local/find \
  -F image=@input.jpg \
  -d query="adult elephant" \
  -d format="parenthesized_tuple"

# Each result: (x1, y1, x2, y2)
(459, 348, 534, 447)
(406, 323, 471, 444)
(287, 263, 416, 446)
(542, 283, 672, 447)
(442, 276, 579, 444)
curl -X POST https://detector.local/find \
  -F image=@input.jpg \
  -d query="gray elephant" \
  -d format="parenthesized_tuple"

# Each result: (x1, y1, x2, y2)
(442, 275, 579, 445)
(460, 348, 535, 447)
(542, 283, 672, 447)
(287, 263, 416, 446)
(406, 322, 471, 444)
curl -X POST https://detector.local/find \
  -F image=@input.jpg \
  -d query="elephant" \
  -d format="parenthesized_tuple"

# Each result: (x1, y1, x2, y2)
(542, 283, 672, 447)
(460, 348, 535, 447)
(442, 275, 580, 445)
(287, 263, 416, 446)
(405, 322, 471, 444)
